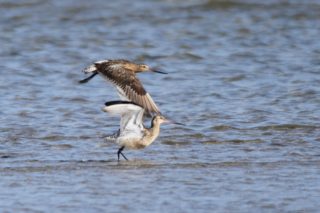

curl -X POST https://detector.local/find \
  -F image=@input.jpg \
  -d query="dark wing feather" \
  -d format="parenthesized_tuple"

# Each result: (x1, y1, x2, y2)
(98, 64, 160, 115)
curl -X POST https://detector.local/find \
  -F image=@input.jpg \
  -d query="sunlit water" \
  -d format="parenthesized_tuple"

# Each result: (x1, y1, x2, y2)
(1, 0, 320, 212)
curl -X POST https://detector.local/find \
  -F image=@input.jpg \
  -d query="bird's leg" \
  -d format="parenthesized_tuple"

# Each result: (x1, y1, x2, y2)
(79, 72, 98, 83)
(117, 146, 128, 161)
(120, 152, 128, 161)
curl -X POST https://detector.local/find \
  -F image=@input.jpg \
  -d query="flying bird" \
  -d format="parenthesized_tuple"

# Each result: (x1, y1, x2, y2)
(80, 59, 166, 116)
(103, 101, 180, 161)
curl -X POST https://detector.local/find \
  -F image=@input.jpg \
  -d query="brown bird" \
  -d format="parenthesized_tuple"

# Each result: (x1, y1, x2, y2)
(80, 59, 166, 115)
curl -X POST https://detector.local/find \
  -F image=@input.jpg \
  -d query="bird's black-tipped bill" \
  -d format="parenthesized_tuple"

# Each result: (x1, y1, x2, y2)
(79, 72, 98, 84)
(150, 69, 167, 74)
(165, 119, 185, 126)
(171, 121, 185, 126)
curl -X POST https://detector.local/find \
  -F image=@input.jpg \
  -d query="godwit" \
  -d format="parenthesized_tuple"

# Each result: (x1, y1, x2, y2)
(103, 101, 179, 161)
(80, 59, 166, 115)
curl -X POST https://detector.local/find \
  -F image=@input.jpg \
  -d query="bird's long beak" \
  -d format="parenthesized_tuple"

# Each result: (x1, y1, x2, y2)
(164, 118, 185, 126)
(150, 68, 167, 74)
(171, 121, 185, 126)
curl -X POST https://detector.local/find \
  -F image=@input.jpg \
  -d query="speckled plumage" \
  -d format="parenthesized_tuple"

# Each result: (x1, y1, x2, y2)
(81, 59, 162, 116)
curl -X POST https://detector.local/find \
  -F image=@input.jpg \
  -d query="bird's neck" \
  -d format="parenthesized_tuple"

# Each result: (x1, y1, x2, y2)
(143, 121, 161, 147)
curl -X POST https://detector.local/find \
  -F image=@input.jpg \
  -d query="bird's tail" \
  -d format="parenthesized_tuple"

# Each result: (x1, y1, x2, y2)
(83, 64, 97, 74)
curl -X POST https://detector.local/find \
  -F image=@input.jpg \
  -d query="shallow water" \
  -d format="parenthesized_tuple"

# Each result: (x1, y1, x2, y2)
(1, 0, 320, 212)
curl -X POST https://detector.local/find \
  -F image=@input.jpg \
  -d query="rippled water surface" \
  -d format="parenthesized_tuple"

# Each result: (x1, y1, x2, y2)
(1, 0, 320, 212)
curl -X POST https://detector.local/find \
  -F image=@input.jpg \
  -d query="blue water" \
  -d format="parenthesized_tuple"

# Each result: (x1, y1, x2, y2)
(1, 0, 320, 212)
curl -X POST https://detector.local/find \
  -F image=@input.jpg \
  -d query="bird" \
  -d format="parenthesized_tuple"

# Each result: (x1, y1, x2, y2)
(80, 59, 167, 116)
(103, 100, 178, 161)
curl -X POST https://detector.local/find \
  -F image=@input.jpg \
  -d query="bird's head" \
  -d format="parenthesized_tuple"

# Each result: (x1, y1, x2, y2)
(152, 115, 184, 126)
(135, 64, 167, 74)
(152, 115, 170, 126)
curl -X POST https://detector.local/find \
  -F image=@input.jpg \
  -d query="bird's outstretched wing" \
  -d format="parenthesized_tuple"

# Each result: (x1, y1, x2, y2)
(81, 60, 161, 115)
(103, 101, 144, 136)
(100, 66, 160, 116)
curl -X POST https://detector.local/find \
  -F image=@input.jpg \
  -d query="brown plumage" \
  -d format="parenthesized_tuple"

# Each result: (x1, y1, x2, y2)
(80, 59, 166, 116)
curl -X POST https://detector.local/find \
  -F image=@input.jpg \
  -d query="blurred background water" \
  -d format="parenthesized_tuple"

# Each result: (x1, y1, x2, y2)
(1, 0, 320, 212)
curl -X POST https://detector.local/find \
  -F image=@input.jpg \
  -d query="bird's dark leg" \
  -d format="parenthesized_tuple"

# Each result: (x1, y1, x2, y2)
(117, 146, 128, 161)
(79, 72, 98, 84)
(120, 152, 128, 161)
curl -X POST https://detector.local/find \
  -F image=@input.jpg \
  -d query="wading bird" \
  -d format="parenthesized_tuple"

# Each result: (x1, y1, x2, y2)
(103, 101, 178, 161)
(80, 59, 166, 116)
